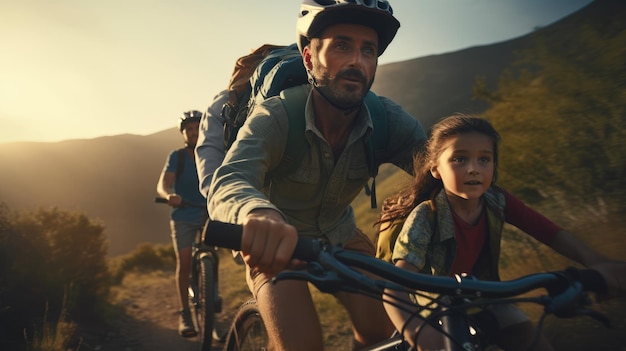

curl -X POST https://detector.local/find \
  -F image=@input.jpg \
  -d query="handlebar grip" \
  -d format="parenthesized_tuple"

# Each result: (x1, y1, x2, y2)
(203, 220, 322, 261)
(154, 197, 168, 204)
(566, 267, 609, 294)
(203, 220, 242, 250)
(155, 196, 207, 209)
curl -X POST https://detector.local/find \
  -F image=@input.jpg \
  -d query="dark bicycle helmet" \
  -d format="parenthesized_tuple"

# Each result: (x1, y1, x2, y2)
(296, 0, 400, 56)
(178, 110, 202, 132)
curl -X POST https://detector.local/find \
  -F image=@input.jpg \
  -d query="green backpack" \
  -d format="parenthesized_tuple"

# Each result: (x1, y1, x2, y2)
(221, 43, 389, 208)
(376, 200, 438, 263)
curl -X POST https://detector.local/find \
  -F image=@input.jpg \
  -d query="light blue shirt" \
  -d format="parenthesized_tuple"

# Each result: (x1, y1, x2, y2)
(163, 149, 207, 222)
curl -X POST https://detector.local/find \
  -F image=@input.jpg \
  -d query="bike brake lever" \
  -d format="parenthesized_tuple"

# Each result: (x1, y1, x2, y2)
(546, 281, 584, 316)
(546, 282, 611, 328)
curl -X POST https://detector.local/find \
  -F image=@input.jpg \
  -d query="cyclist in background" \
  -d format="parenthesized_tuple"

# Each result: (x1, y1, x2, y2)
(201, 1, 427, 350)
(156, 110, 207, 338)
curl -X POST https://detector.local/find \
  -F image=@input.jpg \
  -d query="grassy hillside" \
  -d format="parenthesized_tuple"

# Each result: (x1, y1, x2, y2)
(353, 164, 411, 239)
(1, 0, 623, 258)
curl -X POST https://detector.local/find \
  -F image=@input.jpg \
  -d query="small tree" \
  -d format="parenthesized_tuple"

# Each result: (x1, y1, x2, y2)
(0, 205, 110, 348)
(19, 207, 110, 319)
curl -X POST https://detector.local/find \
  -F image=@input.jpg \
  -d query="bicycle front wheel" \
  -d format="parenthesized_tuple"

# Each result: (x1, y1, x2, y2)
(196, 255, 216, 351)
(224, 298, 268, 351)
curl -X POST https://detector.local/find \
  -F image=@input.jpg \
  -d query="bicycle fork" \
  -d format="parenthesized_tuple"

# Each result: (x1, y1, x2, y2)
(189, 246, 222, 313)
(440, 303, 476, 351)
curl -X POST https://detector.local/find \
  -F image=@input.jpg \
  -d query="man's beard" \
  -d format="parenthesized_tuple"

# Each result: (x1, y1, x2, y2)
(312, 66, 374, 109)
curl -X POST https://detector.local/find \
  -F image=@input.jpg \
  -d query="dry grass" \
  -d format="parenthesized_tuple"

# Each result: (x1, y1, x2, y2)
(490, 220, 626, 350)
(106, 211, 626, 350)
(26, 298, 77, 351)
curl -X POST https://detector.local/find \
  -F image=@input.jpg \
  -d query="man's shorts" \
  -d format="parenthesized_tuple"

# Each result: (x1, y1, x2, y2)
(170, 219, 205, 251)
(246, 228, 376, 297)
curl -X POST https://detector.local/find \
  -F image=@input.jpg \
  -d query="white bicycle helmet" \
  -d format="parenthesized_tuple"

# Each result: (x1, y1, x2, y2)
(178, 110, 202, 132)
(296, 0, 400, 56)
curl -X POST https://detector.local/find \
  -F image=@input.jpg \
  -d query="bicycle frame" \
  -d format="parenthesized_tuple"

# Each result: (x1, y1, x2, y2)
(203, 220, 610, 351)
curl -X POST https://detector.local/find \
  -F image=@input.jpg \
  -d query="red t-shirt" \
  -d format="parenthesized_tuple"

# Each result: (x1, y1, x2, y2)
(449, 190, 562, 275)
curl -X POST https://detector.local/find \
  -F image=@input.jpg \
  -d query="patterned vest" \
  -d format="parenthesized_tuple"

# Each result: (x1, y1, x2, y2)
(377, 187, 506, 280)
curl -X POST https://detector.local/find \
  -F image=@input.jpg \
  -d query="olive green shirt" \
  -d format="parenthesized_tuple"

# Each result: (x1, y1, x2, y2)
(207, 85, 426, 245)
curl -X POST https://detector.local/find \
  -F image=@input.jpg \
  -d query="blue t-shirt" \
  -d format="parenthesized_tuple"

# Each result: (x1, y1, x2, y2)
(163, 149, 207, 222)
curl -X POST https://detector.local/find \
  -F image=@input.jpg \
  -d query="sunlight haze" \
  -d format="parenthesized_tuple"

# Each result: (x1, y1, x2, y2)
(0, 0, 592, 143)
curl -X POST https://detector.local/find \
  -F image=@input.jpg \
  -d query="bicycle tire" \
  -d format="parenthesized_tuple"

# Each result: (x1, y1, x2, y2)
(196, 255, 216, 351)
(224, 298, 268, 351)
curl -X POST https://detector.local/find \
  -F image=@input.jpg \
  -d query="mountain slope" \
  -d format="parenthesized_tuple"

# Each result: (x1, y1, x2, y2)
(1, 0, 616, 256)
(0, 131, 180, 255)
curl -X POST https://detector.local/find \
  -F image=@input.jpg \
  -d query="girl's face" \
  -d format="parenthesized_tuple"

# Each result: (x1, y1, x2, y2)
(430, 132, 495, 201)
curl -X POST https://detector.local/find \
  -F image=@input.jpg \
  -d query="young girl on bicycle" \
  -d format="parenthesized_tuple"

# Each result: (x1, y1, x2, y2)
(379, 114, 625, 351)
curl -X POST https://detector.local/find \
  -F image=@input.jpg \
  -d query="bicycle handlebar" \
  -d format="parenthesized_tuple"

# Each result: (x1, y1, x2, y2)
(202, 220, 321, 260)
(203, 220, 610, 326)
(154, 196, 207, 209)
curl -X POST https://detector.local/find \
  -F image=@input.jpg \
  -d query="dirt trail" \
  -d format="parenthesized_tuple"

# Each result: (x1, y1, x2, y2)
(76, 263, 626, 351)
(79, 270, 236, 351)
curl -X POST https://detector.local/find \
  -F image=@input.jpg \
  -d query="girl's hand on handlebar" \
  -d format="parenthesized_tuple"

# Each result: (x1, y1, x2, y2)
(243, 210, 299, 277)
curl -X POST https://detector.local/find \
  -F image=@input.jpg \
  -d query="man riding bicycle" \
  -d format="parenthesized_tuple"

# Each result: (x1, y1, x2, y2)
(198, 1, 427, 350)
(157, 110, 208, 337)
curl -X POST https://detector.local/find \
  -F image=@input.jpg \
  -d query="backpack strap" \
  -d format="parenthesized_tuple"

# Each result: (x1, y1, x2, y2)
(362, 92, 387, 208)
(277, 86, 387, 209)
(175, 148, 186, 183)
(272, 85, 308, 178)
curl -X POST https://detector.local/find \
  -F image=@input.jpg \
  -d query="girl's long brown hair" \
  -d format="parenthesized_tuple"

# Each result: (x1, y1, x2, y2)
(377, 114, 501, 228)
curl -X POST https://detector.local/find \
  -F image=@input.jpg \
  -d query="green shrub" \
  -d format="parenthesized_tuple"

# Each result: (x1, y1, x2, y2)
(108, 242, 176, 284)
(0, 204, 109, 350)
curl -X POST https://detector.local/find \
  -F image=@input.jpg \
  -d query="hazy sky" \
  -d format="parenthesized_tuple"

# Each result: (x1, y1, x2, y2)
(1, 0, 593, 144)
